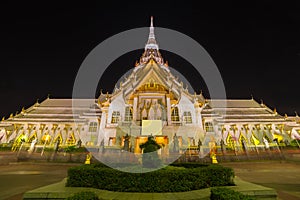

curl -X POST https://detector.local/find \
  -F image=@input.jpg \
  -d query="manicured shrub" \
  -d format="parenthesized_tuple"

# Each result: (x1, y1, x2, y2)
(66, 191, 99, 200)
(170, 162, 209, 168)
(66, 163, 235, 192)
(140, 136, 162, 168)
(210, 187, 254, 200)
(289, 139, 300, 147)
(0, 146, 12, 151)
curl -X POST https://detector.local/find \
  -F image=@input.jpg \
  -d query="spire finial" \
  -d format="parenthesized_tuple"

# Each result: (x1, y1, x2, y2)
(260, 99, 264, 105)
(150, 16, 154, 27)
(145, 16, 158, 50)
(149, 16, 155, 39)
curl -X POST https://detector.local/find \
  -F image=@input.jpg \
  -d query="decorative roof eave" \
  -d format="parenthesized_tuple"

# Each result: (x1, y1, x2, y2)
(5, 118, 87, 123)
(215, 119, 287, 123)
(0, 123, 13, 127)
(205, 107, 271, 111)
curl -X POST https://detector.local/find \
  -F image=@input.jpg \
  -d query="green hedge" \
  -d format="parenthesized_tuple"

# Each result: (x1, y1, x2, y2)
(170, 162, 209, 168)
(0, 146, 11, 151)
(66, 164, 235, 192)
(65, 191, 99, 200)
(210, 187, 254, 200)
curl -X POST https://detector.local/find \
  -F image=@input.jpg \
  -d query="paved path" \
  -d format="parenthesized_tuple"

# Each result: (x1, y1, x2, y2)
(222, 161, 300, 200)
(0, 161, 300, 200)
(0, 163, 80, 200)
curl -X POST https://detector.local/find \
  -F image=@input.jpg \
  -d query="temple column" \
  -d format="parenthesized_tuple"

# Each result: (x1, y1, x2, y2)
(196, 107, 203, 129)
(98, 108, 108, 145)
(133, 97, 138, 121)
(166, 96, 171, 125)
(100, 108, 107, 130)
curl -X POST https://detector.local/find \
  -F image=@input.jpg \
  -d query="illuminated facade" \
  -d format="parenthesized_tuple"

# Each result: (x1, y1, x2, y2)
(1, 17, 300, 152)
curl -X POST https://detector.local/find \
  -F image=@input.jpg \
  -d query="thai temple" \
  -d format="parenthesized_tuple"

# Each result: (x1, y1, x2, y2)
(1, 17, 300, 153)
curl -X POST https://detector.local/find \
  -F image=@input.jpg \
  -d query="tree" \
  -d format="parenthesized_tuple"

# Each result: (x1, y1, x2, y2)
(139, 135, 162, 168)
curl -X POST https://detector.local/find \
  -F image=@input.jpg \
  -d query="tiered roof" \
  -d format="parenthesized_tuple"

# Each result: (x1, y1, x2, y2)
(202, 99, 286, 123)
(3, 98, 100, 124)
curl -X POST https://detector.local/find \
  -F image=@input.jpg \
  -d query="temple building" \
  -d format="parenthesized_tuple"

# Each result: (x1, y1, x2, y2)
(1, 17, 300, 153)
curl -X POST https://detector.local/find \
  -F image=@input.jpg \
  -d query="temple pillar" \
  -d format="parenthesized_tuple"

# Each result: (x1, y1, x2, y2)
(166, 96, 171, 125)
(132, 97, 138, 121)
(98, 108, 108, 145)
(196, 107, 203, 129)
(100, 108, 108, 130)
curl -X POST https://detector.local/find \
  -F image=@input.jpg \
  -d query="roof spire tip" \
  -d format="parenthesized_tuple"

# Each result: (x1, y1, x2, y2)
(150, 16, 154, 27)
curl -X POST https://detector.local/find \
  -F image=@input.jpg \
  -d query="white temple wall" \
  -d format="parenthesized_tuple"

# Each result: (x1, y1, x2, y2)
(103, 128, 116, 146)
(177, 94, 196, 125)
(107, 93, 126, 123)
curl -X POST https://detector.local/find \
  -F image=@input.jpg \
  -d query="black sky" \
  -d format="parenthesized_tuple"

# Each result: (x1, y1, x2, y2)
(1, 1, 300, 118)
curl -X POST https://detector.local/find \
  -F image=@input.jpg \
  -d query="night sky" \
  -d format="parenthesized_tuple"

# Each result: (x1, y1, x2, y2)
(1, 1, 300, 118)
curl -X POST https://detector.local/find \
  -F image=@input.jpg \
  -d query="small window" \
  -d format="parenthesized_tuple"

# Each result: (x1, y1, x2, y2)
(111, 111, 121, 124)
(171, 107, 179, 121)
(89, 122, 98, 132)
(124, 107, 132, 122)
(183, 111, 192, 124)
(205, 122, 214, 132)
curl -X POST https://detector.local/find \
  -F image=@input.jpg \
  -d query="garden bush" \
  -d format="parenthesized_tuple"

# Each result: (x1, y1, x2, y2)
(139, 135, 162, 168)
(66, 163, 235, 192)
(289, 139, 300, 148)
(170, 162, 209, 168)
(210, 187, 254, 200)
(0, 145, 12, 151)
(65, 191, 99, 200)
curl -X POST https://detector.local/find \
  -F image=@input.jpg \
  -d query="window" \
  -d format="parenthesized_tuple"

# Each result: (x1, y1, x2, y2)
(171, 107, 179, 121)
(89, 122, 98, 132)
(111, 111, 120, 123)
(124, 107, 133, 122)
(205, 122, 214, 132)
(183, 111, 192, 124)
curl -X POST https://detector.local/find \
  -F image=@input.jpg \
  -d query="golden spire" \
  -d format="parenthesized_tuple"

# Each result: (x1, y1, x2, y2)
(35, 98, 40, 106)
(165, 61, 168, 66)
(21, 107, 25, 114)
(1, 117, 4, 121)
(274, 108, 277, 115)
(260, 99, 264, 106)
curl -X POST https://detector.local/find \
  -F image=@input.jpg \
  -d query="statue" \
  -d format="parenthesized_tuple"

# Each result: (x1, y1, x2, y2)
(241, 139, 247, 153)
(54, 138, 60, 152)
(85, 152, 92, 164)
(197, 139, 202, 151)
(123, 134, 130, 152)
(173, 133, 179, 153)
(28, 138, 38, 154)
(77, 139, 82, 148)
(220, 139, 226, 154)
(263, 137, 269, 149)
(99, 139, 105, 153)
(116, 135, 121, 146)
